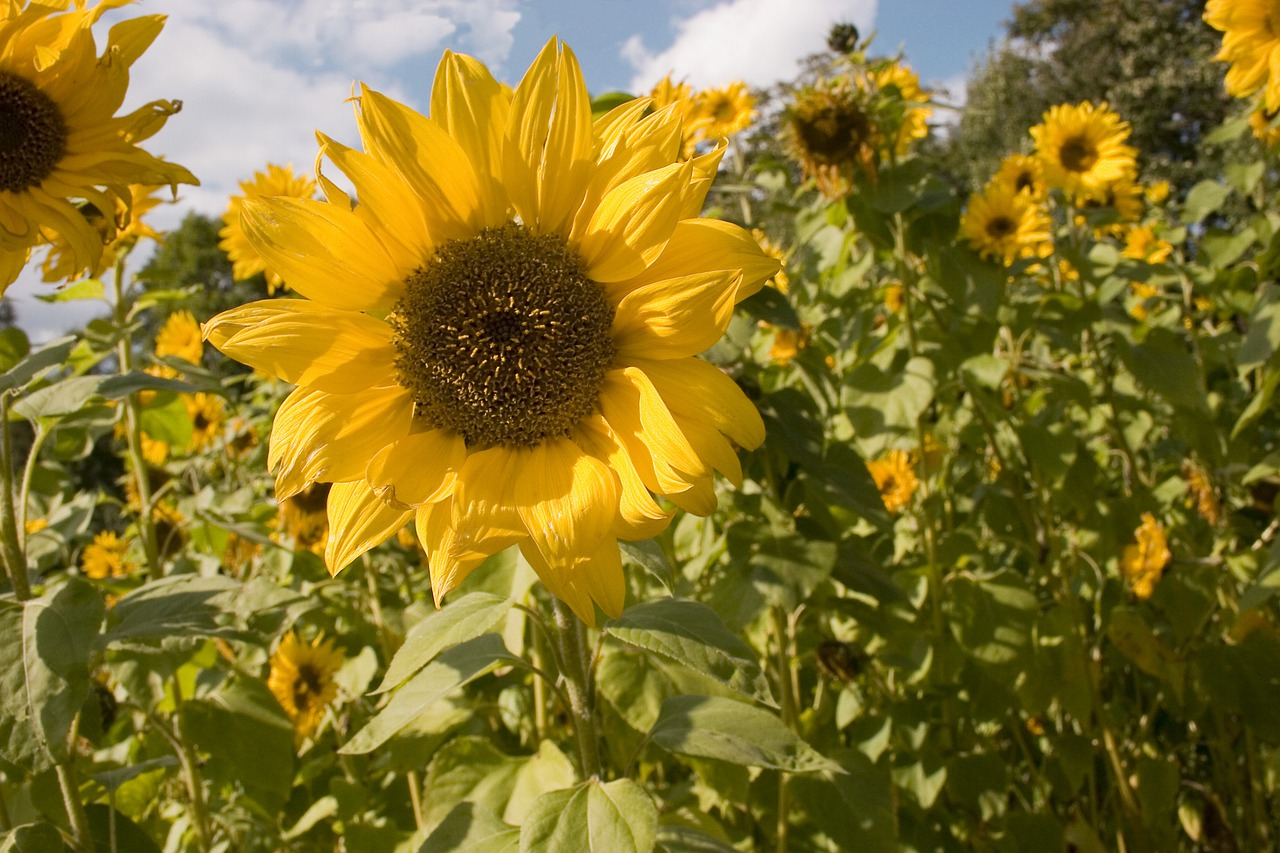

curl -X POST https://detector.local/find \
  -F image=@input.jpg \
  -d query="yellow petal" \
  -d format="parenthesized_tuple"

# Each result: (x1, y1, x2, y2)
(579, 162, 691, 283)
(240, 196, 405, 312)
(574, 414, 673, 541)
(613, 218, 780, 303)
(203, 300, 397, 394)
(325, 480, 413, 575)
(520, 535, 625, 627)
(513, 436, 618, 574)
(431, 50, 511, 227)
(629, 356, 765, 450)
(681, 141, 727, 218)
(611, 270, 742, 359)
(367, 428, 467, 507)
(503, 38, 593, 235)
(356, 85, 485, 242)
(270, 385, 413, 500)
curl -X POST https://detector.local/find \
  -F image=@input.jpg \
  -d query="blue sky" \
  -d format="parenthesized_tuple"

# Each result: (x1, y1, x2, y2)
(10, 0, 1019, 338)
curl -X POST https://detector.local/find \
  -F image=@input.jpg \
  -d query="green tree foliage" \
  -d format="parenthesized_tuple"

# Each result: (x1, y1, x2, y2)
(942, 0, 1233, 193)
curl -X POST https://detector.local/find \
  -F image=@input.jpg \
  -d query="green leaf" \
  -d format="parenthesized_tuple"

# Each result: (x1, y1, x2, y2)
(590, 91, 636, 116)
(1108, 608, 1185, 694)
(137, 391, 193, 447)
(655, 825, 740, 853)
(11, 375, 109, 420)
(736, 285, 799, 329)
(33, 278, 104, 303)
(0, 578, 104, 772)
(0, 823, 68, 852)
(102, 575, 244, 647)
(845, 353, 936, 438)
(1113, 328, 1206, 411)
(620, 539, 675, 593)
(649, 695, 841, 773)
(85, 803, 162, 853)
(0, 327, 29, 373)
(373, 592, 511, 694)
(92, 756, 180, 792)
(0, 335, 75, 394)
(1239, 283, 1280, 369)
(520, 779, 658, 853)
(342, 634, 519, 755)
(947, 572, 1037, 666)
(605, 599, 774, 706)
(790, 750, 897, 853)
(1180, 180, 1230, 224)
(421, 803, 520, 853)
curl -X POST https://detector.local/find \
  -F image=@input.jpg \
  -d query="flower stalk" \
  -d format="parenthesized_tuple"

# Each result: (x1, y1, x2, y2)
(551, 598, 603, 780)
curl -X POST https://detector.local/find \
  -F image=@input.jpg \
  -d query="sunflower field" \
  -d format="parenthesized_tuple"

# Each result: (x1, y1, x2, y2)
(2, 2, 1279, 851)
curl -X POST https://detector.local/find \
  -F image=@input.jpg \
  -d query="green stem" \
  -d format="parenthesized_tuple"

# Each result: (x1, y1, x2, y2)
(0, 394, 31, 601)
(55, 758, 93, 853)
(551, 599, 603, 780)
(769, 607, 798, 853)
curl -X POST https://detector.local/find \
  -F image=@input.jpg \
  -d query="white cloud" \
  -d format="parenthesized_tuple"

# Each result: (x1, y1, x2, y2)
(625, 0, 877, 92)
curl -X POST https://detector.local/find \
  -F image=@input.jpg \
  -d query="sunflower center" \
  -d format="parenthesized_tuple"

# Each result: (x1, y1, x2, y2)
(791, 91, 871, 166)
(292, 664, 324, 712)
(392, 224, 616, 449)
(0, 70, 67, 194)
(986, 216, 1016, 238)
(1059, 136, 1097, 173)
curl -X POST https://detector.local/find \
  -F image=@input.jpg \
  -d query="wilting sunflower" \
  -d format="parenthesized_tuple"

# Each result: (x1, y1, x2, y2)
(993, 153, 1046, 200)
(866, 449, 919, 513)
(0, 0, 196, 293)
(267, 632, 344, 742)
(205, 39, 777, 625)
(1120, 513, 1171, 600)
(39, 183, 169, 282)
(156, 310, 204, 364)
(1204, 0, 1280, 111)
(219, 163, 317, 292)
(690, 81, 755, 144)
(81, 531, 137, 579)
(784, 78, 879, 198)
(1030, 102, 1137, 200)
(960, 180, 1052, 266)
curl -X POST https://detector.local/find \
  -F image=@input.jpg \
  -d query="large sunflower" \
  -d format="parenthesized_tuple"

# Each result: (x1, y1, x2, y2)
(0, 0, 196, 293)
(1205, 0, 1280, 111)
(1030, 102, 1137, 200)
(959, 179, 1052, 266)
(204, 40, 778, 625)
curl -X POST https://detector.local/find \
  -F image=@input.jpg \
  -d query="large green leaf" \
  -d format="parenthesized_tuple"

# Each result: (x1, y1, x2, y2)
(0, 335, 73, 393)
(373, 592, 511, 694)
(1239, 282, 1280, 369)
(947, 572, 1037, 666)
(649, 695, 841, 774)
(101, 575, 245, 647)
(604, 599, 774, 706)
(0, 578, 103, 772)
(342, 634, 519, 755)
(1113, 328, 1206, 411)
(520, 779, 658, 853)
(844, 353, 936, 438)
(790, 750, 897, 853)
(420, 803, 520, 853)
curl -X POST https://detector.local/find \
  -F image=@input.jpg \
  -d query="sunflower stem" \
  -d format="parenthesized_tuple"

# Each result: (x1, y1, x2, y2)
(0, 393, 31, 601)
(551, 598, 603, 780)
(55, 760, 93, 853)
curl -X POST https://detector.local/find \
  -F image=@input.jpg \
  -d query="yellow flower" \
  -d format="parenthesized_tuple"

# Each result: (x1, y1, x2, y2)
(39, 184, 170, 282)
(784, 78, 879, 198)
(689, 81, 755, 144)
(960, 180, 1053, 265)
(993, 153, 1047, 200)
(219, 163, 318, 293)
(267, 632, 344, 742)
(648, 75, 700, 159)
(1031, 102, 1137, 200)
(1250, 105, 1280, 146)
(24, 517, 48, 535)
(752, 229, 789, 294)
(81, 531, 137, 579)
(883, 281, 905, 314)
(152, 501, 186, 560)
(277, 482, 331, 555)
(204, 39, 777, 625)
(1122, 224, 1173, 264)
(1205, 0, 1280, 111)
(1120, 513, 1171, 599)
(1080, 175, 1144, 223)
(1145, 180, 1171, 204)
(156, 310, 204, 365)
(0, 1, 196, 293)
(1184, 462, 1222, 526)
(872, 61, 931, 156)
(184, 392, 225, 452)
(1129, 281, 1160, 321)
(769, 324, 809, 366)
(866, 449, 918, 513)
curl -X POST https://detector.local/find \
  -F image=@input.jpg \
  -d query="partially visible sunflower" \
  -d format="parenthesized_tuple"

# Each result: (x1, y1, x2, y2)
(871, 61, 931, 156)
(752, 229, 790, 294)
(1129, 281, 1161, 321)
(1120, 513, 1171, 600)
(1184, 461, 1222, 526)
(0, 0, 196, 293)
(81, 531, 137, 579)
(784, 78, 879, 198)
(1122, 224, 1173, 264)
(1204, 0, 1280, 111)
(205, 39, 778, 625)
(1079, 175, 1144, 225)
(184, 392, 225, 452)
(867, 449, 918, 513)
(156, 310, 204, 364)
(277, 481, 331, 555)
(1145, 180, 1171, 204)
(1031, 102, 1137, 200)
(770, 324, 810, 366)
(1250, 105, 1280, 147)
(993, 153, 1046, 200)
(267, 632, 345, 743)
(960, 180, 1052, 265)
(648, 75, 700, 159)
(690, 81, 755, 145)
(219, 163, 317, 293)
(39, 183, 170, 282)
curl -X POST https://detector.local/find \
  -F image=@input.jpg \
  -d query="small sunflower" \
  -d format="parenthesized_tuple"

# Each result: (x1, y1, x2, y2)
(690, 81, 755, 144)
(1120, 513, 1171, 600)
(751, 229, 789, 294)
(204, 39, 777, 625)
(882, 281, 905, 314)
(267, 632, 345, 742)
(960, 180, 1052, 265)
(1205, 0, 1280, 111)
(1250, 104, 1280, 147)
(184, 392, 225, 452)
(1031, 102, 1137, 199)
(871, 61, 931, 156)
(219, 163, 318, 293)
(993, 153, 1046, 200)
(866, 449, 918, 513)
(784, 79, 879, 198)
(0, 0, 196, 293)
(277, 481, 332, 555)
(1129, 281, 1161, 321)
(1122, 224, 1173, 264)
(156, 310, 204, 365)
(769, 324, 809, 366)
(1183, 461, 1222, 526)
(81, 531, 137, 579)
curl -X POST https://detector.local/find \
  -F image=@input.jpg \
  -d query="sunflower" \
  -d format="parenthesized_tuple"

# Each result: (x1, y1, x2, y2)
(1122, 224, 1173, 264)
(784, 79, 879, 198)
(752, 229, 789, 294)
(1120, 513, 1171, 600)
(871, 61, 931, 156)
(267, 632, 345, 742)
(1183, 461, 1222, 526)
(1250, 104, 1280, 147)
(0, 0, 196, 293)
(1078, 175, 1144, 225)
(769, 324, 810, 366)
(156, 310, 204, 364)
(277, 481, 331, 555)
(960, 180, 1052, 265)
(1030, 102, 1137, 200)
(81, 531, 137, 579)
(648, 75, 700, 159)
(184, 392, 225, 452)
(690, 81, 755, 144)
(1205, 0, 1280, 110)
(993, 153, 1046, 200)
(39, 183, 169, 281)
(219, 163, 317, 293)
(866, 449, 918, 513)
(204, 40, 777, 625)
